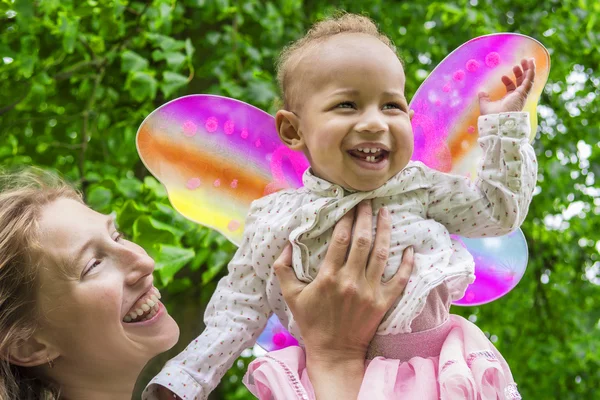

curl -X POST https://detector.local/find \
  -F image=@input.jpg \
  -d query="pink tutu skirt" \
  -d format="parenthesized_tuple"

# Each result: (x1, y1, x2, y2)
(243, 315, 521, 400)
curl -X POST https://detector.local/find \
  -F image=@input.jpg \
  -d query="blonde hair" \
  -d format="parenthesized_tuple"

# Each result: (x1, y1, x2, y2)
(276, 12, 399, 109)
(0, 168, 82, 399)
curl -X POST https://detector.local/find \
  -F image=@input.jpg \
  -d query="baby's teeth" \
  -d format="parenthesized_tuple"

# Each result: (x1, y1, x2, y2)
(123, 315, 132, 322)
(358, 147, 363, 151)
(370, 148, 377, 153)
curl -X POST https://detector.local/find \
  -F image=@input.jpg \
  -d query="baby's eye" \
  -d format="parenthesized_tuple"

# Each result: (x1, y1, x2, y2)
(382, 103, 403, 111)
(336, 101, 356, 109)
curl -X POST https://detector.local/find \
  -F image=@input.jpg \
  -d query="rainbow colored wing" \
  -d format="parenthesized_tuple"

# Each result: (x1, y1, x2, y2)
(410, 33, 550, 176)
(137, 95, 309, 247)
(408, 33, 549, 306)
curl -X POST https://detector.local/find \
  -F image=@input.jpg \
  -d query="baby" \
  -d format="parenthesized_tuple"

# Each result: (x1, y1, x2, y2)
(147, 13, 535, 400)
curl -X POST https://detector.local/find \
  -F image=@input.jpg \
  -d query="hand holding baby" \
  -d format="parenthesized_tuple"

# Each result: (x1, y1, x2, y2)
(478, 58, 536, 115)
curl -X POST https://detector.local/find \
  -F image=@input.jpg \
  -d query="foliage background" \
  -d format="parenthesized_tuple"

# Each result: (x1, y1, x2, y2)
(1, 0, 599, 398)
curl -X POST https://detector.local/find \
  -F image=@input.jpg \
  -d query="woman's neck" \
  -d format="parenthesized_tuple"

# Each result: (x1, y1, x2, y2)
(60, 385, 135, 400)
(50, 360, 142, 400)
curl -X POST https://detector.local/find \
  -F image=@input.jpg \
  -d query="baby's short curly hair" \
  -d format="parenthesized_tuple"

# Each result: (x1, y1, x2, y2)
(276, 13, 399, 109)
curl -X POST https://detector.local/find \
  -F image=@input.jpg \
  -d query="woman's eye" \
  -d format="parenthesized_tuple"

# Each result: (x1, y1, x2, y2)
(112, 231, 124, 242)
(336, 101, 356, 109)
(85, 259, 102, 275)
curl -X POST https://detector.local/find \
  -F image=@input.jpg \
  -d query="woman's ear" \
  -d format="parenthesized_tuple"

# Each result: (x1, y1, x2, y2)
(276, 110, 304, 151)
(409, 109, 415, 121)
(7, 336, 59, 368)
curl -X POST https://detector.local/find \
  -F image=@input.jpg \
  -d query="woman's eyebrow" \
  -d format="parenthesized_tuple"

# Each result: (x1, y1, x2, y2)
(71, 216, 116, 266)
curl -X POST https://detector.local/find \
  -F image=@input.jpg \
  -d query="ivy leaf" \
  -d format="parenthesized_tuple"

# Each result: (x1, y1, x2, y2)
(202, 249, 233, 284)
(58, 13, 79, 54)
(161, 71, 188, 97)
(154, 245, 195, 286)
(164, 52, 186, 70)
(185, 38, 195, 58)
(121, 50, 149, 73)
(87, 187, 113, 212)
(117, 178, 143, 199)
(245, 80, 276, 105)
(144, 176, 167, 199)
(146, 33, 185, 52)
(126, 71, 157, 101)
(116, 200, 147, 233)
(14, 0, 34, 29)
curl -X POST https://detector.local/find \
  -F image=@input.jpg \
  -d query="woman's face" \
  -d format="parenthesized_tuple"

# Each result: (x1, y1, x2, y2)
(34, 198, 179, 375)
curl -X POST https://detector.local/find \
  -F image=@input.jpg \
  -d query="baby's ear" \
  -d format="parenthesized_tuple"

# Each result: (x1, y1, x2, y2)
(276, 110, 304, 151)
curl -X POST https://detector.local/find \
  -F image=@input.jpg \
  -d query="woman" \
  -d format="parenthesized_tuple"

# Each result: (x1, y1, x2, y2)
(0, 169, 412, 399)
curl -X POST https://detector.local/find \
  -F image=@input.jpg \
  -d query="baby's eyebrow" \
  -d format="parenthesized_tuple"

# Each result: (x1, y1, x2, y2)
(382, 90, 405, 98)
(328, 88, 360, 97)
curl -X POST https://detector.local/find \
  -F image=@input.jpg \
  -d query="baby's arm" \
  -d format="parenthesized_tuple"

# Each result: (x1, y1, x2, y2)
(143, 209, 271, 400)
(427, 59, 538, 238)
(427, 112, 537, 237)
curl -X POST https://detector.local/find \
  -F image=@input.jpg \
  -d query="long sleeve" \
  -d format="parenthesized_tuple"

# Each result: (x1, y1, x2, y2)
(427, 112, 537, 238)
(143, 209, 272, 400)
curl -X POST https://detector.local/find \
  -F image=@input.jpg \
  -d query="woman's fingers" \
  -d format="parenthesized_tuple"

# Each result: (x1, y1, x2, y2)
(322, 207, 355, 273)
(382, 246, 414, 306)
(366, 207, 391, 283)
(274, 244, 305, 305)
(345, 200, 374, 277)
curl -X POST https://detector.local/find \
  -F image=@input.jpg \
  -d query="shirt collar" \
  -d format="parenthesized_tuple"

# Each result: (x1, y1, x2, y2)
(301, 162, 422, 198)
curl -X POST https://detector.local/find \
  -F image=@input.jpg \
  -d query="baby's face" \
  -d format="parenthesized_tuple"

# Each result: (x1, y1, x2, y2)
(289, 33, 414, 191)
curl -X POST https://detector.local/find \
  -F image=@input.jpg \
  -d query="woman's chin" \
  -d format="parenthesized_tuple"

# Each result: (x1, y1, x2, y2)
(122, 306, 180, 356)
(147, 314, 180, 355)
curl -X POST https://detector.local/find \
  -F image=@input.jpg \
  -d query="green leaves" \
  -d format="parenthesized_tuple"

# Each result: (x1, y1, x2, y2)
(154, 245, 195, 286)
(161, 71, 188, 97)
(87, 186, 113, 212)
(121, 50, 149, 72)
(126, 71, 158, 101)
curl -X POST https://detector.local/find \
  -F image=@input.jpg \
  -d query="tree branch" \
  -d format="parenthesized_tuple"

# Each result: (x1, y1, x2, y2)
(79, 68, 105, 192)
(0, 84, 31, 116)
(53, 58, 106, 81)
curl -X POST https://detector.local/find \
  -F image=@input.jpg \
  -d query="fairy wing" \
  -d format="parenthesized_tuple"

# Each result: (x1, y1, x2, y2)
(136, 94, 308, 247)
(409, 33, 550, 306)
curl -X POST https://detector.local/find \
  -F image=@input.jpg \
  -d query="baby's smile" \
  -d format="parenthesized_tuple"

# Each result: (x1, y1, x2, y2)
(347, 144, 391, 168)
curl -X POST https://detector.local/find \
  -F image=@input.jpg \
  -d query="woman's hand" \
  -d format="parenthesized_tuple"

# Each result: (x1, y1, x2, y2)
(274, 200, 414, 399)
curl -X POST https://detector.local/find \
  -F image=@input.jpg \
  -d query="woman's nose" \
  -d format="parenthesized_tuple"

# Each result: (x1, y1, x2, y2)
(121, 243, 156, 286)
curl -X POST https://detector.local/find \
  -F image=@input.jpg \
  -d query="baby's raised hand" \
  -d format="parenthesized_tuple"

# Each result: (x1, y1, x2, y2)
(478, 58, 536, 115)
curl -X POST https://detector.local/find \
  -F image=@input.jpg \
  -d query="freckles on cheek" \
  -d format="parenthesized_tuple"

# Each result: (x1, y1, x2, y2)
(83, 287, 122, 319)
